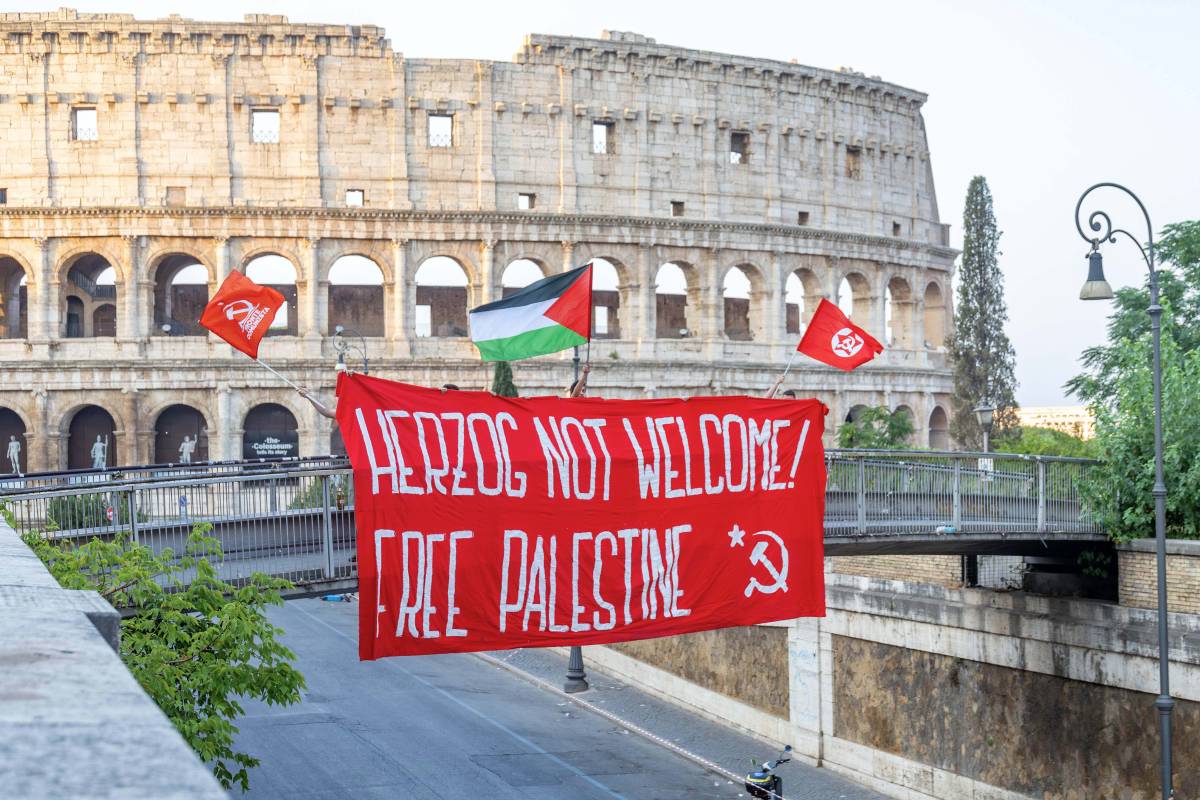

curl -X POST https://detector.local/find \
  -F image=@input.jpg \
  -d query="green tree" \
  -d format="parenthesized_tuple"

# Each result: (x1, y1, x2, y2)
(950, 176, 1019, 448)
(19, 523, 305, 791)
(1067, 221, 1200, 405)
(837, 406, 914, 449)
(492, 360, 519, 397)
(992, 426, 1098, 459)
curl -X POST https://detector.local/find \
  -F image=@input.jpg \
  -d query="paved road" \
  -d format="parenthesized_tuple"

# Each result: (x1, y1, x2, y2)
(233, 599, 884, 800)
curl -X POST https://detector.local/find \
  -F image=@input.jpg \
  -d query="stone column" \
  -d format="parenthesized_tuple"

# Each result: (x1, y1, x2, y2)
(120, 387, 140, 466)
(478, 239, 497, 307)
(300, 237, 321, 340)
(119, 235, 140, 341)
(700, 248, 723, 359)
(216, 384, 235, 461)
(207, 237, 231, 347)
(787, 618, 823, 761)
(32, 388, 50, 472)
(389, 238, 411, 356)
(561, 240, 576, 274)
(30, 238, 54, 343)
(636, 245, 655, 355)
(764, 253, 785, 347)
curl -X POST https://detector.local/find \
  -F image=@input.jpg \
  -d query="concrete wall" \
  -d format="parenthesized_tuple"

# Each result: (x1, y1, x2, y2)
(586, 569, 1200, 799)
(0, 11, 956, 472)
(0, 516, 225, 798)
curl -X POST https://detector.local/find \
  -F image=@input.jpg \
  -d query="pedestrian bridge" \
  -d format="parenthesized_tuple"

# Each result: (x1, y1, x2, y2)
(0, 450, 1106, 600)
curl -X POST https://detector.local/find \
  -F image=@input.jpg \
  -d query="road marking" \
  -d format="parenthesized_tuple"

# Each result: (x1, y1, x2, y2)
(289, 601, 626, 800)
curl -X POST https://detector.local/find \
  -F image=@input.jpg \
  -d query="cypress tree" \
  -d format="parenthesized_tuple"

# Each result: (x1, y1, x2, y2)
(950, 176, 1019, 448)
(491, 360, 518, 397)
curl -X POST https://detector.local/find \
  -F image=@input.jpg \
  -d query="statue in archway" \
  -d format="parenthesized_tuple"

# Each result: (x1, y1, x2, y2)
(7, 435, 21, 475)
(178, 435, 197, 464)
(90, 435, 107, 470)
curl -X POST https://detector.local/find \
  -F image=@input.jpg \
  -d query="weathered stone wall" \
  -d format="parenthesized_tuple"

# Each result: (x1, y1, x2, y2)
(828, 554, 964, 587)
(610, 625, 789, 718)
(833, 635, 1199, 798)
(1118, 538, 1200, 614)
(0, 11, 956, 472)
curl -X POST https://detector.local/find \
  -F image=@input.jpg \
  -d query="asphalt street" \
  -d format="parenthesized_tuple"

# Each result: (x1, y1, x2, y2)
(232, 598, 885, 800)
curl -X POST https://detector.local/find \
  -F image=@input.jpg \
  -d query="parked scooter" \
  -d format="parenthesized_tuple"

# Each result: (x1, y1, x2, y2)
(743, 744, 792, 799)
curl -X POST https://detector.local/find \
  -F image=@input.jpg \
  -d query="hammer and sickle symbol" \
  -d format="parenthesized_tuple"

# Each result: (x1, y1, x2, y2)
(744, 530, 789, 597)
(222, 299, 257, 321)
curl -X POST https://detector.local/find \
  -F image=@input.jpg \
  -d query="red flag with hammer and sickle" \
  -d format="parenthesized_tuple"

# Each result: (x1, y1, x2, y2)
(199, 270, 284, 359)
(796, 298, 884, 371)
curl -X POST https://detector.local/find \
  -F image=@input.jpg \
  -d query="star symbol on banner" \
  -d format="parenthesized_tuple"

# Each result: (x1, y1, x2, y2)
(728, 524, 747, 548)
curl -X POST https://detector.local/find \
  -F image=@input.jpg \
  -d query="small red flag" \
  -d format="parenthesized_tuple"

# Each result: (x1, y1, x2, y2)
(199, 270, 285, 359)
(797, 298, 884, 371)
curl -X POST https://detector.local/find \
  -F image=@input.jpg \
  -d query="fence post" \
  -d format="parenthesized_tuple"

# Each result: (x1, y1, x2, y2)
(856, 456, 867, 534)
(127, 489, 139, 544)
(321, 475, 334, 579)
(1037, 460, 1047, 533)
(952, 460, 962, 528)
(269, 477, 278, 514)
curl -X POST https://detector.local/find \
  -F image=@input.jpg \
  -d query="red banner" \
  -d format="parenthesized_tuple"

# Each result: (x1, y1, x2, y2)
(336, 374, 827, 660)
(199, 270, 284, 359)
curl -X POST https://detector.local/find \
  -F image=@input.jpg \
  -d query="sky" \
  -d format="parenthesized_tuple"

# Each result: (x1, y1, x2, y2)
(25, 0, 1199, 405)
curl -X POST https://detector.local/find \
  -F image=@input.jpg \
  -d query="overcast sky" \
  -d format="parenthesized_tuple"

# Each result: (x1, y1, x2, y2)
(26, 0, 1198, 405)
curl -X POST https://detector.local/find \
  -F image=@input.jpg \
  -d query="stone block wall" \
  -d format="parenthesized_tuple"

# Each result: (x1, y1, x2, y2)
(828, 554, 964, 588)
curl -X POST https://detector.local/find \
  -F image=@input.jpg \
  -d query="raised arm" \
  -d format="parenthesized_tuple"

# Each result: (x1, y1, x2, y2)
(299, 387, 337, 420)
(569, 364, 591, 398)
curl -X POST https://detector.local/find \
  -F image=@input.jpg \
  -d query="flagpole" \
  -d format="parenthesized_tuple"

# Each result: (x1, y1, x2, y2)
(768, 349, 799, 399)
(254, 358, 305, 393)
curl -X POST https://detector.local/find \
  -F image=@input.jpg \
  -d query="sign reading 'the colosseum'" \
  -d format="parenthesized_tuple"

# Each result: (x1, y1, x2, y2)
(335, 373, 827, 660)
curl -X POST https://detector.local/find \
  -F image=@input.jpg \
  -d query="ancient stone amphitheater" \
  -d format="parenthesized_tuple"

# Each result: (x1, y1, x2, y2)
(0, 10, 955, 473)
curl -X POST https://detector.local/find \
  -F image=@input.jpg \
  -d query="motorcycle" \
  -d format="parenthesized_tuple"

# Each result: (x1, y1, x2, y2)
(743, 744, 792, 799)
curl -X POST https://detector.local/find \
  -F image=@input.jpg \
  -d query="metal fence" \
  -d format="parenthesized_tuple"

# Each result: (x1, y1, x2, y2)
(0, 449, 1103, 595)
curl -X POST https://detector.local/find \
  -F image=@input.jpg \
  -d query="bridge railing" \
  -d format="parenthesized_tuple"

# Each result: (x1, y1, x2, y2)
(0, 449, 1104, 592)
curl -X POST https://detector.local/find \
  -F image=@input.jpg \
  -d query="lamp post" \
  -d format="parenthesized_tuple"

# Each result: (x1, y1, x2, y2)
(564, 345, 590, 693)
(1074, 182, 1172, 798)
(973, 403, 995, 454)
(332, 325, 369, 374)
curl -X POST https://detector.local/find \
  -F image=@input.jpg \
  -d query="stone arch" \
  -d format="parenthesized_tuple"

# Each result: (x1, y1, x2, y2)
(153, 404, 209, 465)
(244, 253, 298, 336)
(60, 252, 119, 338)
(837, 271, 872, 325)
(327, 255, 385, 337)
(924, 281, 946, 349)
(893, 404, 916, 447)
(655, 261, 696, 339)
(501, 258, 548, 297)
(0, 255, 30, 339)
(414, 256, 470, 338)
(721, 262, 765, 341)
(886, 275, 914, 348)
(845, 404, 870, 424)
(0, 406, 28, 475)
(66, 404, 118, 470)
(242, 402, 300, 461)
(320, 243, 395, 284)
(590, 257, 623, 339)
(152, 253, 211, 336)
(785, 267, 822, 334)
(92, 304, 116, 337)
(56, 243, 128, 285)
(929, 405, 950, 450)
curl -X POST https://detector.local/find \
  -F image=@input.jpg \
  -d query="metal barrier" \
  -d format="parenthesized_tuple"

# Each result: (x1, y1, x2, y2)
(0, 450, 1104, 596)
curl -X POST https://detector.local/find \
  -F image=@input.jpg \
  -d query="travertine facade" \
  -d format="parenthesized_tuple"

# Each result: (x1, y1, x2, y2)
(0, 10, 955, 471)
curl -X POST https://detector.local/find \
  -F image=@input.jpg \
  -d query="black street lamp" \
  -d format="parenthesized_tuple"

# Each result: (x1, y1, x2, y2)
(564, 345, 590, 693)
(332, 325, 370, 374)
(973, 403, 995, 453)
(1074, 182, 1173, 798)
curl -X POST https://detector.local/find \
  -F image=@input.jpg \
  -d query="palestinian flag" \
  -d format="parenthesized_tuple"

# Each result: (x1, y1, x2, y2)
(469, 264, 592, 362)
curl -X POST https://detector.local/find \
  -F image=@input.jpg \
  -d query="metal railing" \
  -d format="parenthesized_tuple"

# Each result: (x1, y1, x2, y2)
(1, 450, 1104, 595)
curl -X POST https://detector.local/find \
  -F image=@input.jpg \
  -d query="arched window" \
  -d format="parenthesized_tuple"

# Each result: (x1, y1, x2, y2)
(929, 406, 950, 450)
(591, 258, 621, 339)
(655, 262, 691, 339)
(0, 257, 29, 339)
(501, 259, 546, 297)
(836, 273, 871, 324)
(64, 255, 117, 338)
(924, 282, 946, 349)
(845, 404, 869, 424)
(722, 266, 753, 341)
(243, 403, 299, 461)
(154, 405, 208, 465)
(785, 268, 821, 335)
(153, 255, 209, 336)
(414, 257, 469, 338)
(886, 277, 913, 348)
(893, 405, 915, 447)
(68, 405, 117, 470)
(328, 255, 385, 337)
(92, 304, 116, 338)
(245, 255, 298, 336)
(0, 408, 27, 475)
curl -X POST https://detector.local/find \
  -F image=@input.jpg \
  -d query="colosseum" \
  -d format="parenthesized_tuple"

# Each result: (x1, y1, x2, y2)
(0, 9, 955, 474)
